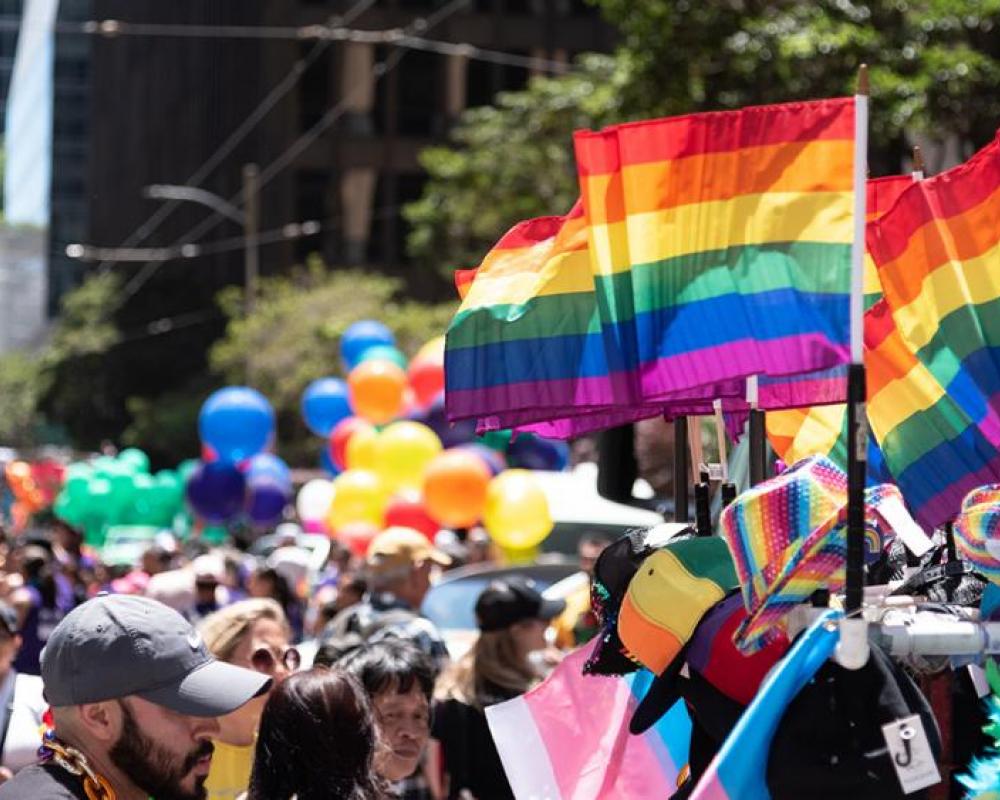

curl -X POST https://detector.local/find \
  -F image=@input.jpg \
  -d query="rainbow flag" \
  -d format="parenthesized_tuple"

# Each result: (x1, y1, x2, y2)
(573, 98, 857, 401)
(866, 134, 1000, 527)
(444, 203, 745, 437)
(764, 174, 917, 466)
(486, 646, 691, 799)
(690, 610, 841, 800)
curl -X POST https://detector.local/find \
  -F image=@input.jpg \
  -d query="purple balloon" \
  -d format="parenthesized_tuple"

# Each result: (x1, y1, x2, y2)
(246, 479, 289, 525)
(410, 394, 477, 448)
(186, 462, 247, 523)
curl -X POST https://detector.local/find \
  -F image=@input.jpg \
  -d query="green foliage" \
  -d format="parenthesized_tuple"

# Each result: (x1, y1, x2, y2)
(0, 351, 46, 447)
(592, 0, 1000, 162)
(210, 258, 456, 462)
(404, 55, 632, 279)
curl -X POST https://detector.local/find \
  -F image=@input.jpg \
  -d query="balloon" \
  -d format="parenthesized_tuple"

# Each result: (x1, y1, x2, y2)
(301, 378, 352, 437)
(459, 443, 507, 477)
(177, 459, 199, 484)
(318, 446, 341, 477)
(422, 449, 492, 529)
(408, 354, 445, 408)
(340, 320, 395, 370)
(372, 421, 442, 493)
(384, 495, 439, 540)
(185, 461, 247, 524)
(507, 434, 570, 472)
(337, 522, 380, 558)
(297, 479, 335, 523)
(359, 344, 407, 370)
(483, 469, 553, 550)
(348, 360, 407, 424)
(408, 394, 477, 448)
(416, 335, 445, 363)
(198, 387, 275, 463)
(328, 470, 387, 530)
(246, 481, 290, 526)
(329, 417, 374, 472)
(246, 453, 292, 490)
(118, 448, 151, 474)
(54, 492, 84, 527)
(345, 424, 380, 471)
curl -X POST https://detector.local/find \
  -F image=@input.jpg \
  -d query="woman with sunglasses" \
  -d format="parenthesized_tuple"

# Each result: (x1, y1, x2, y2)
(199, 598, 300, 800)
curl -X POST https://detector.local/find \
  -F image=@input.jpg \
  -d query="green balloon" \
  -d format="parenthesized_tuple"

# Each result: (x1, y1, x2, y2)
(118, 448, 151, 474)
(358, 344, 407, 369)
(54, 492, 84, 526)
(177, 459, 199, 485)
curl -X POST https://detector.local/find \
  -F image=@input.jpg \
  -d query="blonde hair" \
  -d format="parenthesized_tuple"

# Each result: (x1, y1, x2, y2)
(436, 628, 537, 709)
(199, 598, 288, 663)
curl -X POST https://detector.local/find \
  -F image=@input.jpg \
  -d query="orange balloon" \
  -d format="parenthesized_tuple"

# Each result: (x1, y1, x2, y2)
(348, 359, 407, 424)
(423, 449, 492, 529)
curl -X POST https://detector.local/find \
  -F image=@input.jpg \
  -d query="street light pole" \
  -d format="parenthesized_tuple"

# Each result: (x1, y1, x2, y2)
(242, 164, 260, 316)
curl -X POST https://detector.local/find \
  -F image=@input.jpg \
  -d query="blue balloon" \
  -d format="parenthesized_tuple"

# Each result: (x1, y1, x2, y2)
(199, 387, 275, 463)
(319, 446, 341, 477)
(340, 320, 395, 370)
(507, 434, 570, 471)
(247, 453, 292, 491)
(246, 479, 290, 525)
(301, 377, 352, 437)
(186, 461, 247, 524)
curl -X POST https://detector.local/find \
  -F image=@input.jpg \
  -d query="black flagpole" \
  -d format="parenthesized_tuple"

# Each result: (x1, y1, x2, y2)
(673, 417, 689, 522)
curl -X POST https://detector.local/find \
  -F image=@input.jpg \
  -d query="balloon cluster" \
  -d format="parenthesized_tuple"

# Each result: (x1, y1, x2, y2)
(189, 387, 291, 526)
(295, 320, 566, 557)
(3, 460, 65, 531)
(53, 449, 186, 545)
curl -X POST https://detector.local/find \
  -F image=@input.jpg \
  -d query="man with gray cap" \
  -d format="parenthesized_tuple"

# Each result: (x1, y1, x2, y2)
(0, 594, 271, 800)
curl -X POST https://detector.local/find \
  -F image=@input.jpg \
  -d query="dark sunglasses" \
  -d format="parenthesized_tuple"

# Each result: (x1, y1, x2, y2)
(250, 646, 301, 674)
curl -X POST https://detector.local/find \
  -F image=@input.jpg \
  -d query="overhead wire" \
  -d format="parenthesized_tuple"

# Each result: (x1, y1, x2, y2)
(95, 0, 377, 271)
(118, 0, 472, 304)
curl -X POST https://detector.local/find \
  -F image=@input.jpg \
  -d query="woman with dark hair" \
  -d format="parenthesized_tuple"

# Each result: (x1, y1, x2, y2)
(248, 566, 304, 641)
(337, 640, 435, 792)
(247, 668, 385, 800)
(10, 545, 73, 675)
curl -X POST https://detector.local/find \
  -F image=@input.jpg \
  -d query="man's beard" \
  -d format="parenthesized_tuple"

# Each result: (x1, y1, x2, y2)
(108, 702, 214, 800)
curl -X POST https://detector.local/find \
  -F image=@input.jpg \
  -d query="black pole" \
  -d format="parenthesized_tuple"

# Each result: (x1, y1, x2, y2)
(749, 409, 767, 485)
(721, 483, 737, 507)
(845, 363, 867, 614)
(695, 480, 712, 536)
(673, 417, 689, 522)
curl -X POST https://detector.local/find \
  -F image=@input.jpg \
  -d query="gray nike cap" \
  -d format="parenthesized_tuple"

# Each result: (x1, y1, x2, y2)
(41, 594, 271, 716)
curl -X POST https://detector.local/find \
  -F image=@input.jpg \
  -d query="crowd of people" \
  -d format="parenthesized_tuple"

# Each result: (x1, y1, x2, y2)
(0, 511, 611, 800)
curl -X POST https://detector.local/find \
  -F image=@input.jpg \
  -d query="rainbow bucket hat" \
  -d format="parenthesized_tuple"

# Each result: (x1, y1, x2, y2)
(955, 484, 1000, 584)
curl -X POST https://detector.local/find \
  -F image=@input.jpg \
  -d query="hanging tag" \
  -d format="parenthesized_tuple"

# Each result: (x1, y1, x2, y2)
(853, 401, 868, 461)
(707, 463, 725, 482)
(881, 714, 941, 794)
(877, 494, 933, 557)
(969, 664, 991, 699)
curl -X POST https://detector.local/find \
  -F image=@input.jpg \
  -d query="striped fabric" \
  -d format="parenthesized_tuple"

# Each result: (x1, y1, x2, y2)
(866, 132, 1000, 528)
(573, 98, 856, 401)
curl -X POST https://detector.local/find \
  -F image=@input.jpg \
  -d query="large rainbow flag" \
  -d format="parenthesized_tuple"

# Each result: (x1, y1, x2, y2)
(573, 98, 857, 401)
(486, 645, 691, 799)
(866, 132, 1000, 528)
(444, 202, 745, 437)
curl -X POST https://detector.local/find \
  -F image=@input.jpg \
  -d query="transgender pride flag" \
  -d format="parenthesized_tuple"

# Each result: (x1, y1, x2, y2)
(486, 646, 691, 799)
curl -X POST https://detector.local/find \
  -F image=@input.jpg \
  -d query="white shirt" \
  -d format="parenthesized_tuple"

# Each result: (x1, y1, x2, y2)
(0, 673, 46, 773)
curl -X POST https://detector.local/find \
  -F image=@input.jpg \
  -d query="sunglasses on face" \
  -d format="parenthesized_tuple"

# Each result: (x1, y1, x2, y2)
(250, 646, 301, 674)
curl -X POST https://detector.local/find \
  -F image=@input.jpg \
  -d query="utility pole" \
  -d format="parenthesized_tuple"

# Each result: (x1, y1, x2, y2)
(243, 163, 260, 316)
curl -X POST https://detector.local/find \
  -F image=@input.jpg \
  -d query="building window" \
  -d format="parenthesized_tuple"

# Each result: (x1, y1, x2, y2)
(396, 49, 438, 137)
(299, 42, 331, 132)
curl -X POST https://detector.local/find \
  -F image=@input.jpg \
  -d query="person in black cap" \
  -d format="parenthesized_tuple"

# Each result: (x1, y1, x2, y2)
(0, 594, 272, 800)
(430, 576, 565, 800)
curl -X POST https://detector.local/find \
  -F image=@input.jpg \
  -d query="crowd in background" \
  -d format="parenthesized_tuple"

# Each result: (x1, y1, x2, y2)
(0, 512, 611, 800)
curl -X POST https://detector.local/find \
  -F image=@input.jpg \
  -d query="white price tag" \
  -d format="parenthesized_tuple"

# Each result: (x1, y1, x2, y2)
(707, 463, 724, 481)
(969, 664, 991, 699)
(881, 714, 941, 794)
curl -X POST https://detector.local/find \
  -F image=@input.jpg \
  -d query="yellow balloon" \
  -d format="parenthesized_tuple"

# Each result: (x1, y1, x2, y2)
(327, 470, 387, 531)
(416, 335, 445, 363)
(483, 469, 553, 550)
(372, 421, 443, 493)
(346, 425, 380, 471)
